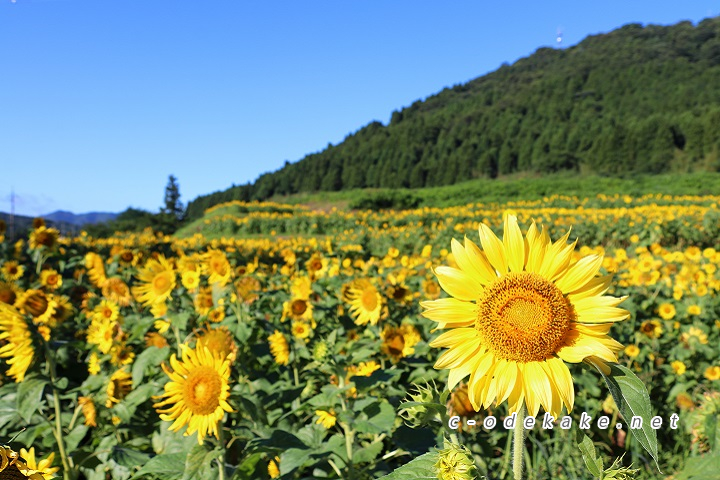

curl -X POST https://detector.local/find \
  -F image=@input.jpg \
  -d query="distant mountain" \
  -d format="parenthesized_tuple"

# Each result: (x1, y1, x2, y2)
(42, 210, 118, 226)
(186, 16, 720, 219)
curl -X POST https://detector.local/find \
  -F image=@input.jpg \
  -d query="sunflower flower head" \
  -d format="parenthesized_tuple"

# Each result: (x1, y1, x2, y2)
(268, 330, 290, 366)
(153, 343, 234, 444)
(423, 215, 628, 419)
(132, 255, 176, 308)
(0, 303, 36, 382)
(315, 409, 337, 429)
(19, 447, 60, 479)
(344, 278, 385, 326)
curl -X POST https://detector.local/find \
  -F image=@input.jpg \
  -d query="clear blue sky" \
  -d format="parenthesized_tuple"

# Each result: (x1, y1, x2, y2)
(1, 0, 718, 217)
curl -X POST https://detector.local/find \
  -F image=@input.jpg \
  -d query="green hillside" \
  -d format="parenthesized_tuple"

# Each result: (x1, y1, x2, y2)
(186, 17, 720, 219)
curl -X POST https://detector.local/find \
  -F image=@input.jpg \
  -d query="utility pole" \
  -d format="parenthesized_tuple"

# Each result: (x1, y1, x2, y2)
(9, 188, 15, 240)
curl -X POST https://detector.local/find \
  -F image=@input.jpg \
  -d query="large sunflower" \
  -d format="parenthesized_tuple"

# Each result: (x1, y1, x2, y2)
(132, 255, 176, 307)
(422, 215, 627, 418)
(0, 303, 35, 382)
(154, 343, 234, 444)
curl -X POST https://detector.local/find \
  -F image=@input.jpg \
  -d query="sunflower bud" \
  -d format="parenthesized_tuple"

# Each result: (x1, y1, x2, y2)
(399, 382, 441, 427)
(312, 340, 329, 361)
(434, 439, 477, 480)
(602, 455, 640, 479)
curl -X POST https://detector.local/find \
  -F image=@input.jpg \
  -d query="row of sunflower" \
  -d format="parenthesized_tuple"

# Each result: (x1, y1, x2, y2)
(0, 202, 718, 479)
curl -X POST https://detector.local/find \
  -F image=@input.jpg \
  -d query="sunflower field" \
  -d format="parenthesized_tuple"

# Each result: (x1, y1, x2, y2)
(0, 194, 719, 480)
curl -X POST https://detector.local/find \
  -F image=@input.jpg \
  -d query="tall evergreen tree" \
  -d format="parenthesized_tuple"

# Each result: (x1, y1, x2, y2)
(162, 175, 185, 221)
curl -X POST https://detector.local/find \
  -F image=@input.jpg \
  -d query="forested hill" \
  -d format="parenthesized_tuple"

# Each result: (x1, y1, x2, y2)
(187, 17, 720, 219)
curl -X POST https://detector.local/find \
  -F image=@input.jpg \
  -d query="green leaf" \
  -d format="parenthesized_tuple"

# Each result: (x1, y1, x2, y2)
(252, 429, 309, 450)
(597, 363, 661, 472)
(169, 312, 190, 331)
(575, 429, 603, 478)
(704, 413, 718, 453)
(17, 376, 48, 423)
(230, 452, 263, 480)
(132, 346, 170, 385)
(674, 453, 720, 480)
(351, 369, 401, 390)
(354, 399, 396, 434)
(354, 440, 384, 464)
(183, 444, 222, 480)
(130, 453, 186, 480)
(279, 448, 312, 475)
(377, 451, 439, 479)
(65, 425, 89, 453)
(111, 446, 152, 470)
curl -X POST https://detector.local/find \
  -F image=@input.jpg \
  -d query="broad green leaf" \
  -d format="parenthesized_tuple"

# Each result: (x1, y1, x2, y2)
(354, 399, 396, 434)
(183, 444, 222, 480)
(354, 440, 384, 464)
(704, 412, 718, 453)
(575, 429, 603, 478)
(130, 453, 186, 480)
(674, 453, 720, 480)
(17, 376, 48, 423)
(169, 312, 190, 331)
(65, 425, 89, 453)
(132, 346, 170, 385)
(230, 452, 263, 480)
(111, 446, 151, 470)
(252, 429, 309, 450)
(377, 451, 439, 479)
(279, 448, 312, 475)
(597, 363, 661, 472)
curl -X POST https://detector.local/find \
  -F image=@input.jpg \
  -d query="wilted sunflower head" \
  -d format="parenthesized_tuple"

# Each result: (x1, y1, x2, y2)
(29, 226, 59, 250)
(196, 324, 238, 363)
(234, 276, 260, 305)
(423, 215, 628, 418)
(0, 281, 18, 306)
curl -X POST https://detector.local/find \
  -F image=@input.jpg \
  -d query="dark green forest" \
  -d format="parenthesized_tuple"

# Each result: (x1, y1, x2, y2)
(185, 17, 720, 219)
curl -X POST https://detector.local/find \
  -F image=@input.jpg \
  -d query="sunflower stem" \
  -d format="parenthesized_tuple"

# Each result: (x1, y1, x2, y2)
(44, 340, 75, 480)
(217, 421, 227, 480)
(512, 405, 526, 480)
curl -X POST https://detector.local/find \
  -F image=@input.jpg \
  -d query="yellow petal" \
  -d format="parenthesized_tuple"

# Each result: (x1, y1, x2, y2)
(545, 357, 574, 414)
(567, 275, 613, 301)
(523, 362, 553, 416)
(503, 215, 525, 273)
(421, 298, 477, 326)
(555, 255, 603, 294)
(429, 327, 478, 348)
(468, 352, 495, 410)
(448, 353, 482, 391)
(434, 266, 483, 302)
(434, 341, 483, 370)
(463, 237, 498, 284)
(494, 360, 518, 406)
(478, 223, 508, 275)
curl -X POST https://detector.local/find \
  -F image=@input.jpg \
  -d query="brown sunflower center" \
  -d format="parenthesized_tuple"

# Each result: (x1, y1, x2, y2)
(184, 366, 222, 415)
(476, 272, 574, 363)
(291, 299, 307, 316)
(361, 289, 378, 311)
(385, 333, 405, 356)
(24, 292, 49, 317)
